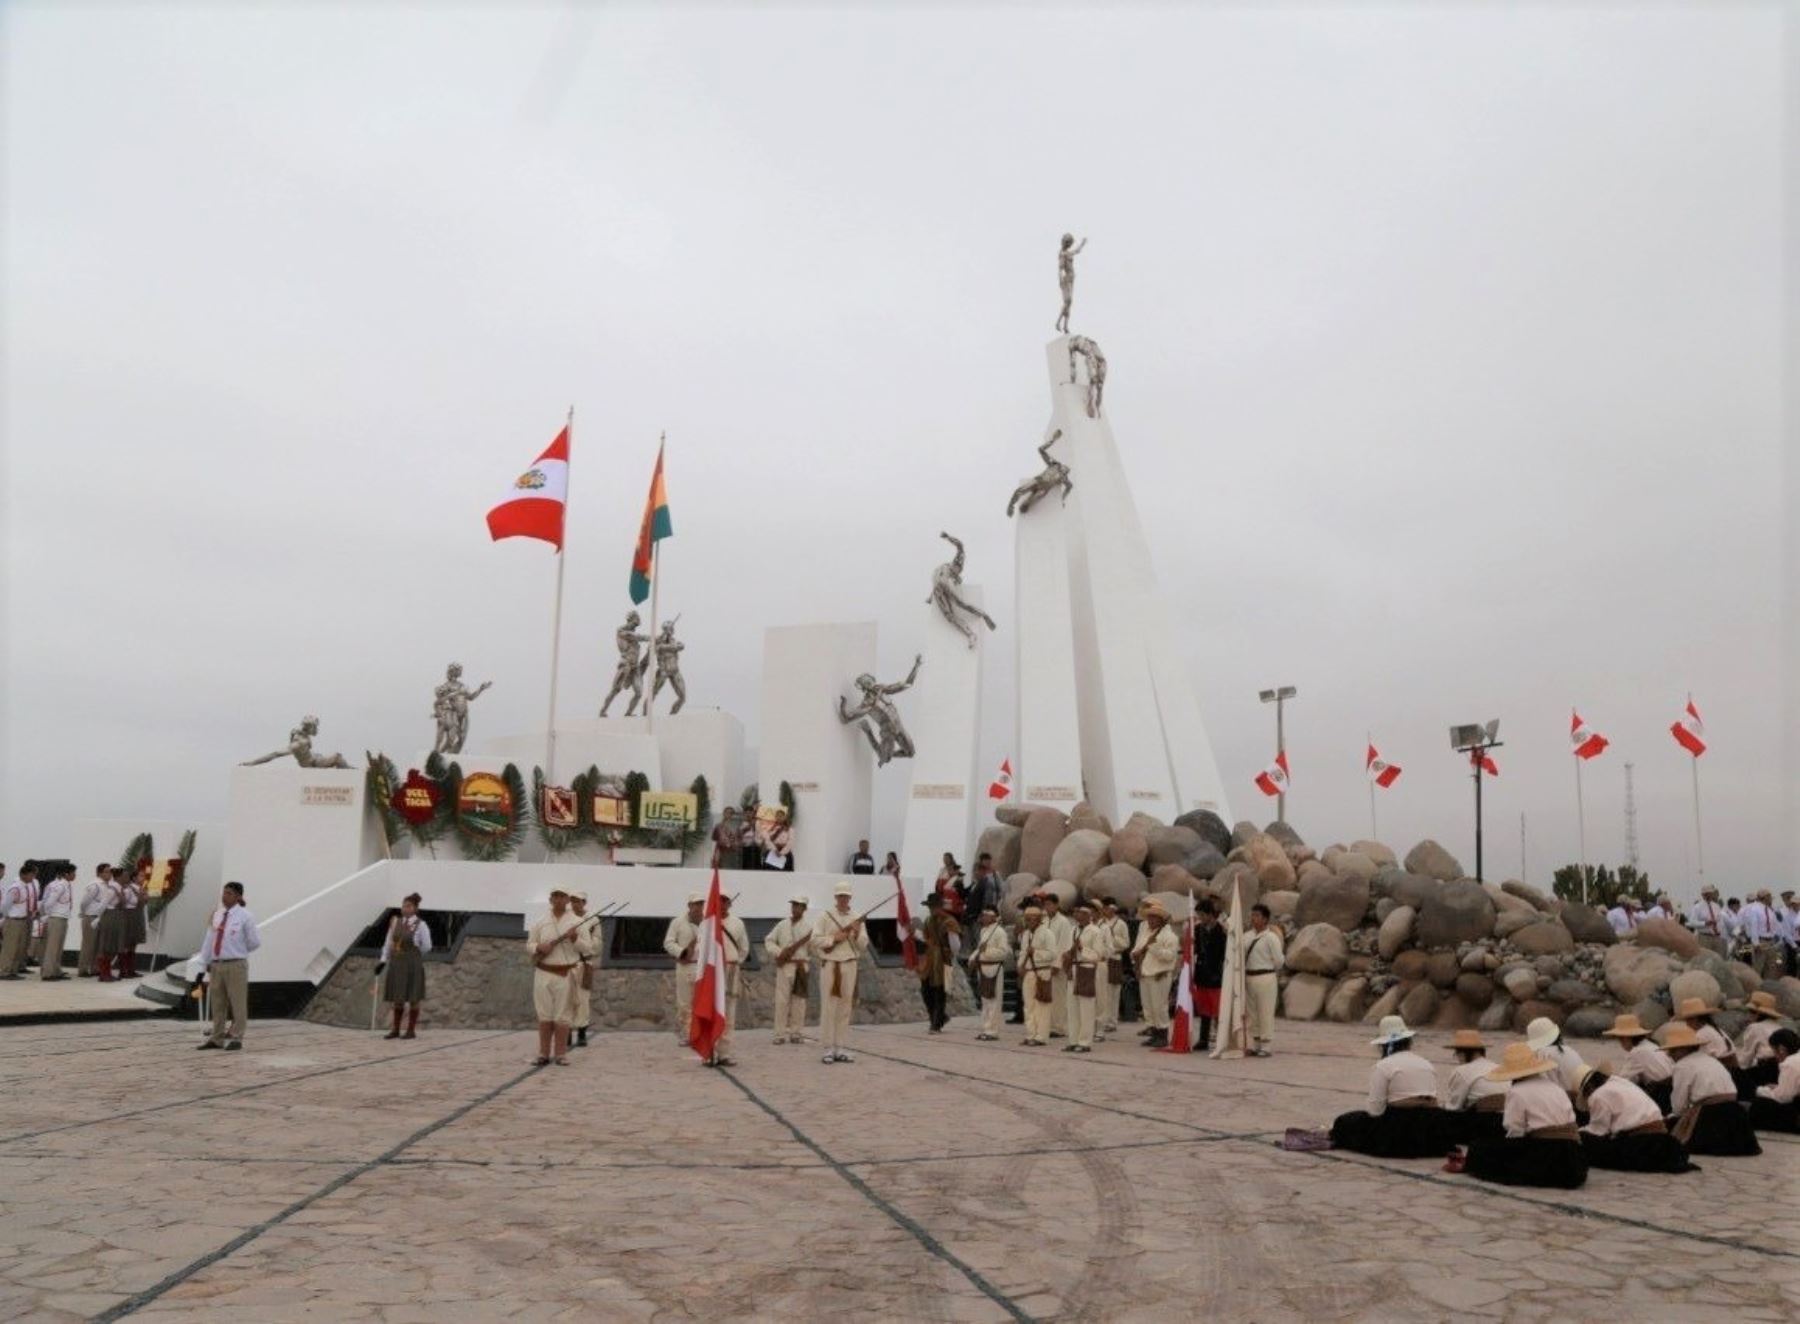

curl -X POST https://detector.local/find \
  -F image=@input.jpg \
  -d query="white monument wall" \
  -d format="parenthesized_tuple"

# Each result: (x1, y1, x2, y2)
(1012, 464, 1084, 813)
(900, 585, 985, 883)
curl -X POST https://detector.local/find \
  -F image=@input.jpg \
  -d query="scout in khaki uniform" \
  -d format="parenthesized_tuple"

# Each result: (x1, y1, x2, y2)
(765, 894, 814, 1045)
(1098, 898, 1129, 1033)
(967, 905, 1010, 1040)
(811, 881, 869, 1063)
(568, 892, 601, 1049)
(709, 894, 751, 1067)
(1241, 903, 1284, 1057)
(1064, 902, 1107, 1053)
(1132, 902, 1180, 1047)
(527, 888, 583, 1066)
(662, 894, 705, 1045)
(1016, 905, 1058, 1046)
(1040, 893, 1074, 1038)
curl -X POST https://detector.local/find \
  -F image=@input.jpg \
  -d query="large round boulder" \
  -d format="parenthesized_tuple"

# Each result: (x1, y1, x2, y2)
(1281, 972, 1333, 1021)
(1398, 981, 1440, 1025)
(1322, 847, 1378, 883)
(1603, 945, 1678, 1006)
(1294, 873, 1371, 933)
(1455, 972, 1495, 1009)
(1377, 905, 1415, 960)
(1352, 840, 1399, 868)
(1501, 965, 1541, 1002)
(1108, 827, 1149, 870)
(1173, 809, 1232, 856)
(1404, 839, 1464, 882)
(1668, 969, 1723, 1011)
(1083, 863, 1147, 912)
(1295, 858, 1333, 889)
(1066, 801, 1111, 836)
(1545, 979, 1602, 1008)
(1391, 949, 1430, 982)
(1562, 1006, 1618, 1039)
(1424, 951, 1462, 988)
(1211, 862, 1261, 914)
(976, 823, 1023, 878)
(1148, 863, 1204, 899)
(1768, 977, 1800, 1019)
(1037, 878, 1078, 909)
(1558, 903, 1616, 946)
(1494, 911, 1539, 940)
(1382, 871, 1440, 912)
(1264, 820, 1305, 850)
(1417, 878, 1497, 948)
(1630, 999, 1671, 1032)
(1509, 919, 1575, 956)
(1231, 820, 1261, 850)
(1000, 872, 1041, 922)
(1501, 879, 1556, 913)
(1018, 808, 1068, 879)
(994, 803, 1041, 828)
(1285, 923, 1349, 977)
(1484, 884, 1538, 917)
(1326, 976, 1368, 1023)
(1362, 984, 1406, 1023)
(1145, 824, 1204, 867)
(1243, 834, 1297, 891)
(1632, 918, 1699, 960)
(1048, 829, 1112, 888)
(1512, 999, 1563, 1031)
(1260, 889, 1300, 922)
(1183, 843, 1228, 880)
(1143, 891, 1193, 922)
(1684, 950, 1746, 1003)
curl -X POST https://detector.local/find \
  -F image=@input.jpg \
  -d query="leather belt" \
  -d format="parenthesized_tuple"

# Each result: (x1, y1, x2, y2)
(535, 961, 576, 975)
(1387, 1096, 1438, 1110)
(1526, 1123, 1580, 1141)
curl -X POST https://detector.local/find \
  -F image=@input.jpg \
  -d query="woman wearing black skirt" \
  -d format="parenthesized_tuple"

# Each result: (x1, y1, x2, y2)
(1576, 1067, 1695, 1173)
(377, 894, 432, 1039)
(1441, 1029, 1507, 1147)
(1601, 1013, 1674, 1113)
(1329, 1016, 1451, 1158)
(1460, 1043, 1588, 1189)
(1664, 1023, 1760, 1156)
(1747, 1029, 1798, 1132)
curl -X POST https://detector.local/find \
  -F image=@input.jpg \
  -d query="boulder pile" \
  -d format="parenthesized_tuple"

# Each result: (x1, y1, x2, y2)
(980, 803, 1800, 1038)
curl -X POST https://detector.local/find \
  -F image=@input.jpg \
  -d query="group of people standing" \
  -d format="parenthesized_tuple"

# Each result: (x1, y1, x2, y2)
(1, 860, 152, 982)
(1623, 883, 1800, 978)
(1330, 995, 1798, 1190)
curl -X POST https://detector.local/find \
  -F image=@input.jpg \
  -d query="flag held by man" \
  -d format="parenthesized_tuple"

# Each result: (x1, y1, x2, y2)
(486, 426, 569, 549)
(688, 868, 729, 1061)
(1162, 909, 1196, 1055)
(629, 442, 673, 604)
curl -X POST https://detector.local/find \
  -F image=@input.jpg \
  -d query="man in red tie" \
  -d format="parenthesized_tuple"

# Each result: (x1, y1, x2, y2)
(0, 862, 41, 978)
(194, 882, 262, 1051)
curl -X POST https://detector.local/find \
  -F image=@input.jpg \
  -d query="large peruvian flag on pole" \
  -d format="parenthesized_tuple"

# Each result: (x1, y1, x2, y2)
(688, 867, 729, 1061)
(1254, 750, 1290, 798)
(1570, 710, 1610, 760)
(1365, 743, 1402, 788)
(1670, 697, 1706, 756)
(895, 871, 918, 972)
(1162, 909, 1195, 1054)
(486, 426, 570, 549)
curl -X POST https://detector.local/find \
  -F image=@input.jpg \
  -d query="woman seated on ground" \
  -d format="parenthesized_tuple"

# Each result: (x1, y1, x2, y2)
(1746, 1028, 1799, 1133)
(1601, 1013, 1674, 1113)
(1732, 992, 1786, 1098)
(1525, 1016, 1586, 1092)
(1673, 996, 1737, 1067)
(1576, 1067, 1695, 1173)
(1459, 1043, 1588, 1189)
(1329, 1016, 1451, 1158)
(1663, 1023, 1761, 1156)
(1441, 1029, 1507, 1146)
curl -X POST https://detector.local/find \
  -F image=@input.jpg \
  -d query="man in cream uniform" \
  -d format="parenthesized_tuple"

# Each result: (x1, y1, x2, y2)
(709, 893, 751, 1067)
(1132, 901, 1180, 1048)
(0, 863, 40, 978)
(1241, 904, 1285, 1058)
(568, 892, 601, 1050)
(764, 893, 814, 1045)
(1098, 898, 1129, 1034)
(526, 888, 583, 1066)
(1015, 905, 1057, 1046)
(967, 905, 1010, 1041)
(662, 893, 705, 1046)
(811, 881, 869, 1063)
(1041, 892, 1075, 1039)
(1065, 902, 1108, 1053)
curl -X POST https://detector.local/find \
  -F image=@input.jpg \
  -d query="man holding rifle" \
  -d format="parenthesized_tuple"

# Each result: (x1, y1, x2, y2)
(811, 881, 870, 1063)
(569, 891, 601, 1049)
(765, 893, 814, 1044)
(662, 893, 706, 1046)
(1016, 904, 1057, 1046)
(527, 887, 583, 1066)
(707, 893, 751, 1067)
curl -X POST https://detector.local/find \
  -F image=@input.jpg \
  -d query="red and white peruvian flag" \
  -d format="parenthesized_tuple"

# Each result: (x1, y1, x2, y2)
(1161, 911, 1196, 1055)
(486, 425, 570, 550)
(1570, 710, 1610, 760)
(687, 867, 729, 1061)
(1470, 748, 1499, 777)
(1254, 750, 1290, 798)
(1365, 742, 1402, 789)
(1670, 697, 1706, 757)
(987, 758, 1013, 801)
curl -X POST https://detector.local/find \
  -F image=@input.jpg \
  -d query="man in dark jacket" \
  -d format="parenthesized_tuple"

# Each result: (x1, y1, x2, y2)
(918, 894, 961, 1032)
(960, 854, 1001, 1007)
(1193, 900, 1227, 1051)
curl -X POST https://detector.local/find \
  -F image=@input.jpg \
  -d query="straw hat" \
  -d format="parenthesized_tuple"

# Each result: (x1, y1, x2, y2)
(1525, 1017, 1561, 1052)
(1487, 1042, 1558, 1082)
(1746, 990, 1783, 1020)
(1141, 900, 1168, 919)
(1448, 1029, 1487, 1052)
(1660, 1023, 1703, 1053)
(1600, 1013, 1652, 1039)
(1674, 996, 1719, 1019)
(1369, 1014, 1414, 1047)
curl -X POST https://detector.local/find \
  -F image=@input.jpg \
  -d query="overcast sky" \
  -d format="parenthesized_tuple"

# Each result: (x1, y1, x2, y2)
(3, 4, 1789, 899)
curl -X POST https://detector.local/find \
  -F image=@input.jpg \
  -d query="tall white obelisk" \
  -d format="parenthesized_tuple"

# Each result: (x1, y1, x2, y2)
(1013, 446, 1084, 815)
(899, 586, 986, 883)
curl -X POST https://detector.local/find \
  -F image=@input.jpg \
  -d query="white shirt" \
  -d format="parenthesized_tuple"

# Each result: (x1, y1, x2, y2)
(379, 914, 433, 962)
(1242, 927, 1284, 974)
(1365, 1050, 1439, 1115)
(96, 881, 123, 912)
(1691, 1022, 1733, 1062)
(1755, 1055, 1799, 1105)
(1687, 898, 1727, 937)
(1643, 904, 1668, 921)
(80, 880, 109, 919)
(1723, 908, 1744, 938)
(764, 915, 815, 963)
(663, 915, 701, 964)
(1445, 1057, 1508, 1111)
(1581, 1077, 1663, 1136)
(717, 915, 750, 967)
(1740, 901, 1776, 943)
(1606, 906, 1637, 936)
(196, 904, 261, 969)
(40, 879, 73, 920)
(970, 921, 1011, 969)
(1501, 1073, 1576, 1138)
(1780, 905, 1799, 943)
(1670, 1052, 1735, 1114)
(1, 879, 40, 920)
(1540, 1042, 1587, 1091)
(1617, 1040, 1673, 1084)
(1737, 1019, 1780, 1066)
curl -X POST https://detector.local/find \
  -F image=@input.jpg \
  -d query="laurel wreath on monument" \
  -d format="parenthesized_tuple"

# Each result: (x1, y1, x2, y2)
(365, 752, 454, 853)
(446, 759, 529, 863)
(529, 769, 712, 857)
(530, 764, 598, 856)
(115, 828, 198, 921)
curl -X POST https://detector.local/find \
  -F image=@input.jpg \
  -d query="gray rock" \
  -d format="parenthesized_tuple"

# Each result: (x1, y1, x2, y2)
(1243, 833, 1298, 891)
(1383, 871, 1441, 912)
(1484, 883, 1538, 917)
(1212, 861, 1261, 915)
(1145, 824, 1205, 868)
(1630, 998, 1670, 1031)
(1461, 948, 1489, 972)
(1417, 878, 1497, 948)
(1295, 873, 1371, 933)
(1000, 873, 1041, 923)
(1558, 903, 1616, 946)
(1715, 1009, 1752, 1040)
(1322, 848, 1377, 883)
(1362, 983, 1407, 1024)
(1048, 829, 1112, 887)
(1374, 896, 1397, 924)
(976, 823, 1023, 878)
(1493, 910, 1538, 940)
(1404, 839, 1464, 882)
(1377, 905, 1416, 960)
(1295, 858, 1333, 889)
(1730, 962, 1761, 995)
(1107, 827, 1149, 870)
(1532, 955, 1568, 980)
(1351, 840, 1399, 868)
(1083, 863, 1147, 912)
(1502, 966, 1541, 1002)
(1018, 808, 1068, 879)
(1545, 979, 1602, 1007)
(1067, 802, 1111, 837)
(1509, 919, 1576, 956)
(1184, 843, 1228, 880)
(1512, 1000, 1563, 1031)
(1281, 972, 1333, 1021)
(1478, 994, 1515, 1032)
(1148, 863, 1204, 899)
(1231, 820, 1261, 850)
(1562, 1006, 1618, 1039)
(1501, 879, 1557, 913)
(1285, 923, 1350, 977)
(1144, 890, 1193, 922)
(1455, 972, 1495, 1009)
(1260, 889, 1300, 920)
(1768, 977, 1800, 1019)
(1603, 945, 1678, 1006)
(1685, 951, 1746, 1003)
(1174, 809, 1232, 857)
(1424, 951, 1462, 988)
(994, 803, 1041, 828)
(1398, 981, 1440, 1026)
(1326, 976, 1368, 1023)
(1668, 969, 1723, 1011)
(1264, 819, 1305, 849)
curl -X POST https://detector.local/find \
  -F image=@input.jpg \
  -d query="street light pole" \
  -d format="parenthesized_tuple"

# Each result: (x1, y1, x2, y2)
(1259, 686, 1298, 823)
(1450, 721, 1502, 883)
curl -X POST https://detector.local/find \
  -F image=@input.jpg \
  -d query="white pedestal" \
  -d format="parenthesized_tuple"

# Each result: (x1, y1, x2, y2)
(758, 623, 878, 874)
(900, 586, 986, 883)
(1047, 337, 1232, 824)
(1013, 476, 1084, 813)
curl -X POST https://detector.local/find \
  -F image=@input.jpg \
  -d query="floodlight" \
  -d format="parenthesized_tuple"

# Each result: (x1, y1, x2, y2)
(1450, 724, 1483, 751)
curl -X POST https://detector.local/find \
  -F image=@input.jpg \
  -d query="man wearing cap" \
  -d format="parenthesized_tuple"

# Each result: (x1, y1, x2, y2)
(194, 882, 261, 1052)
(812, 881, 868, 1063)
(765, 893, 814, 1045)
(708, 893, 750, 1067)
(527, 888, 583, 1066)
(1442, 1029, 1507, 1145)
(967, 904, 1010, 1041)
(1240, 903, 1283, 1058)
(1575, 1067, 1692, 1172)
(566, 892, 600, 1050)
(1687, 885, 1728, 955)
(1133, 902, 1180, 1049)
(1097, 898, 1129, 1034)
(1458, 1042, 1588, 1188)
(917, 893, 961, 1034)
(1039, 892, 1074, 1039)
(1331, 1016, 1450, 1157)
(662, 893, 706, 1046)
(1015, 905, 1057, 1046)
(1664, 1022, 1760, 1154)
(1732, 991, 1786, 1096)
(1600, 1013, 1674, 1112)
(1063, 901, 1106, 1053)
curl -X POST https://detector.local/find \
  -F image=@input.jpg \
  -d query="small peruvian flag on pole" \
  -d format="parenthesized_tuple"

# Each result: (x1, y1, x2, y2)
(1254, 750, 1290, 798)
(687, 867, 729, 1061)
(987, 758, 1013, 801)
(1162, 907, 1195, 1054)
(894, 869, 918, 972)
(1570, 710, 1610, 760)
(1365, 743, 1402, 788)
(486, 426, 570, 549)
(1670, 697, 1706, 757)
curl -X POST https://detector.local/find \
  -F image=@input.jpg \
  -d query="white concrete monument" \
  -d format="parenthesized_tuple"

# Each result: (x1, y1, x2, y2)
(899, 584, 986, 882)
(1012, 452, 1085, 814)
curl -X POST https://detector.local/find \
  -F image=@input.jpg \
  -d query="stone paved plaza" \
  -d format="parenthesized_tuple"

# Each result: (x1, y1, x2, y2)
(1, 1014, 1795, 1322)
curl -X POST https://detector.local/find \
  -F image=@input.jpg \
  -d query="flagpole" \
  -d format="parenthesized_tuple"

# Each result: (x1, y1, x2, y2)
(1366, 730, 1378, 841)
(645, 432, 663, 735)
(1574, 742, 1588, 907)
(544, 405, 572, 781)
(1690, 755, 1705, 884)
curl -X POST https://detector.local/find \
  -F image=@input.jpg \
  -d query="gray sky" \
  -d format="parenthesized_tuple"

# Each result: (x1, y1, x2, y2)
(3, 4, 1788, 898)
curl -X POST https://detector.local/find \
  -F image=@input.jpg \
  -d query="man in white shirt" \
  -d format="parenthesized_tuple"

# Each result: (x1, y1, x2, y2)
(764, 894, 814, 1045)
(37, 864, 75, 980)
(1041, 894, 1074, 1040)
(1240, 905, 1284, 1058)
(1574, 1067, 1693, 1172)
(0, 863, 42, 978)
(1605, 897, 1638, 937)
(1642, 896, 1669, 922)
(1687, 885, 1729, 955)
(78, 864, 111, 977)
(1741, 890, 1780, 978)
(661, 894, 705, 1046)
(1780, 891, 1800, 976)
(194, 882, 262, 1051)
(811, 881, 870, 1063)
(966, 905, 1011, 1041)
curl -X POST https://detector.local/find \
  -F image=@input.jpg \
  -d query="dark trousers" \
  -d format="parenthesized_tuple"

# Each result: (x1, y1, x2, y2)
(920, 982, 948, 1031)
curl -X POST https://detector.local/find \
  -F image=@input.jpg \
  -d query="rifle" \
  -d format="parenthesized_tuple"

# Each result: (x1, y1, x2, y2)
(821, 894, 895, 950)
